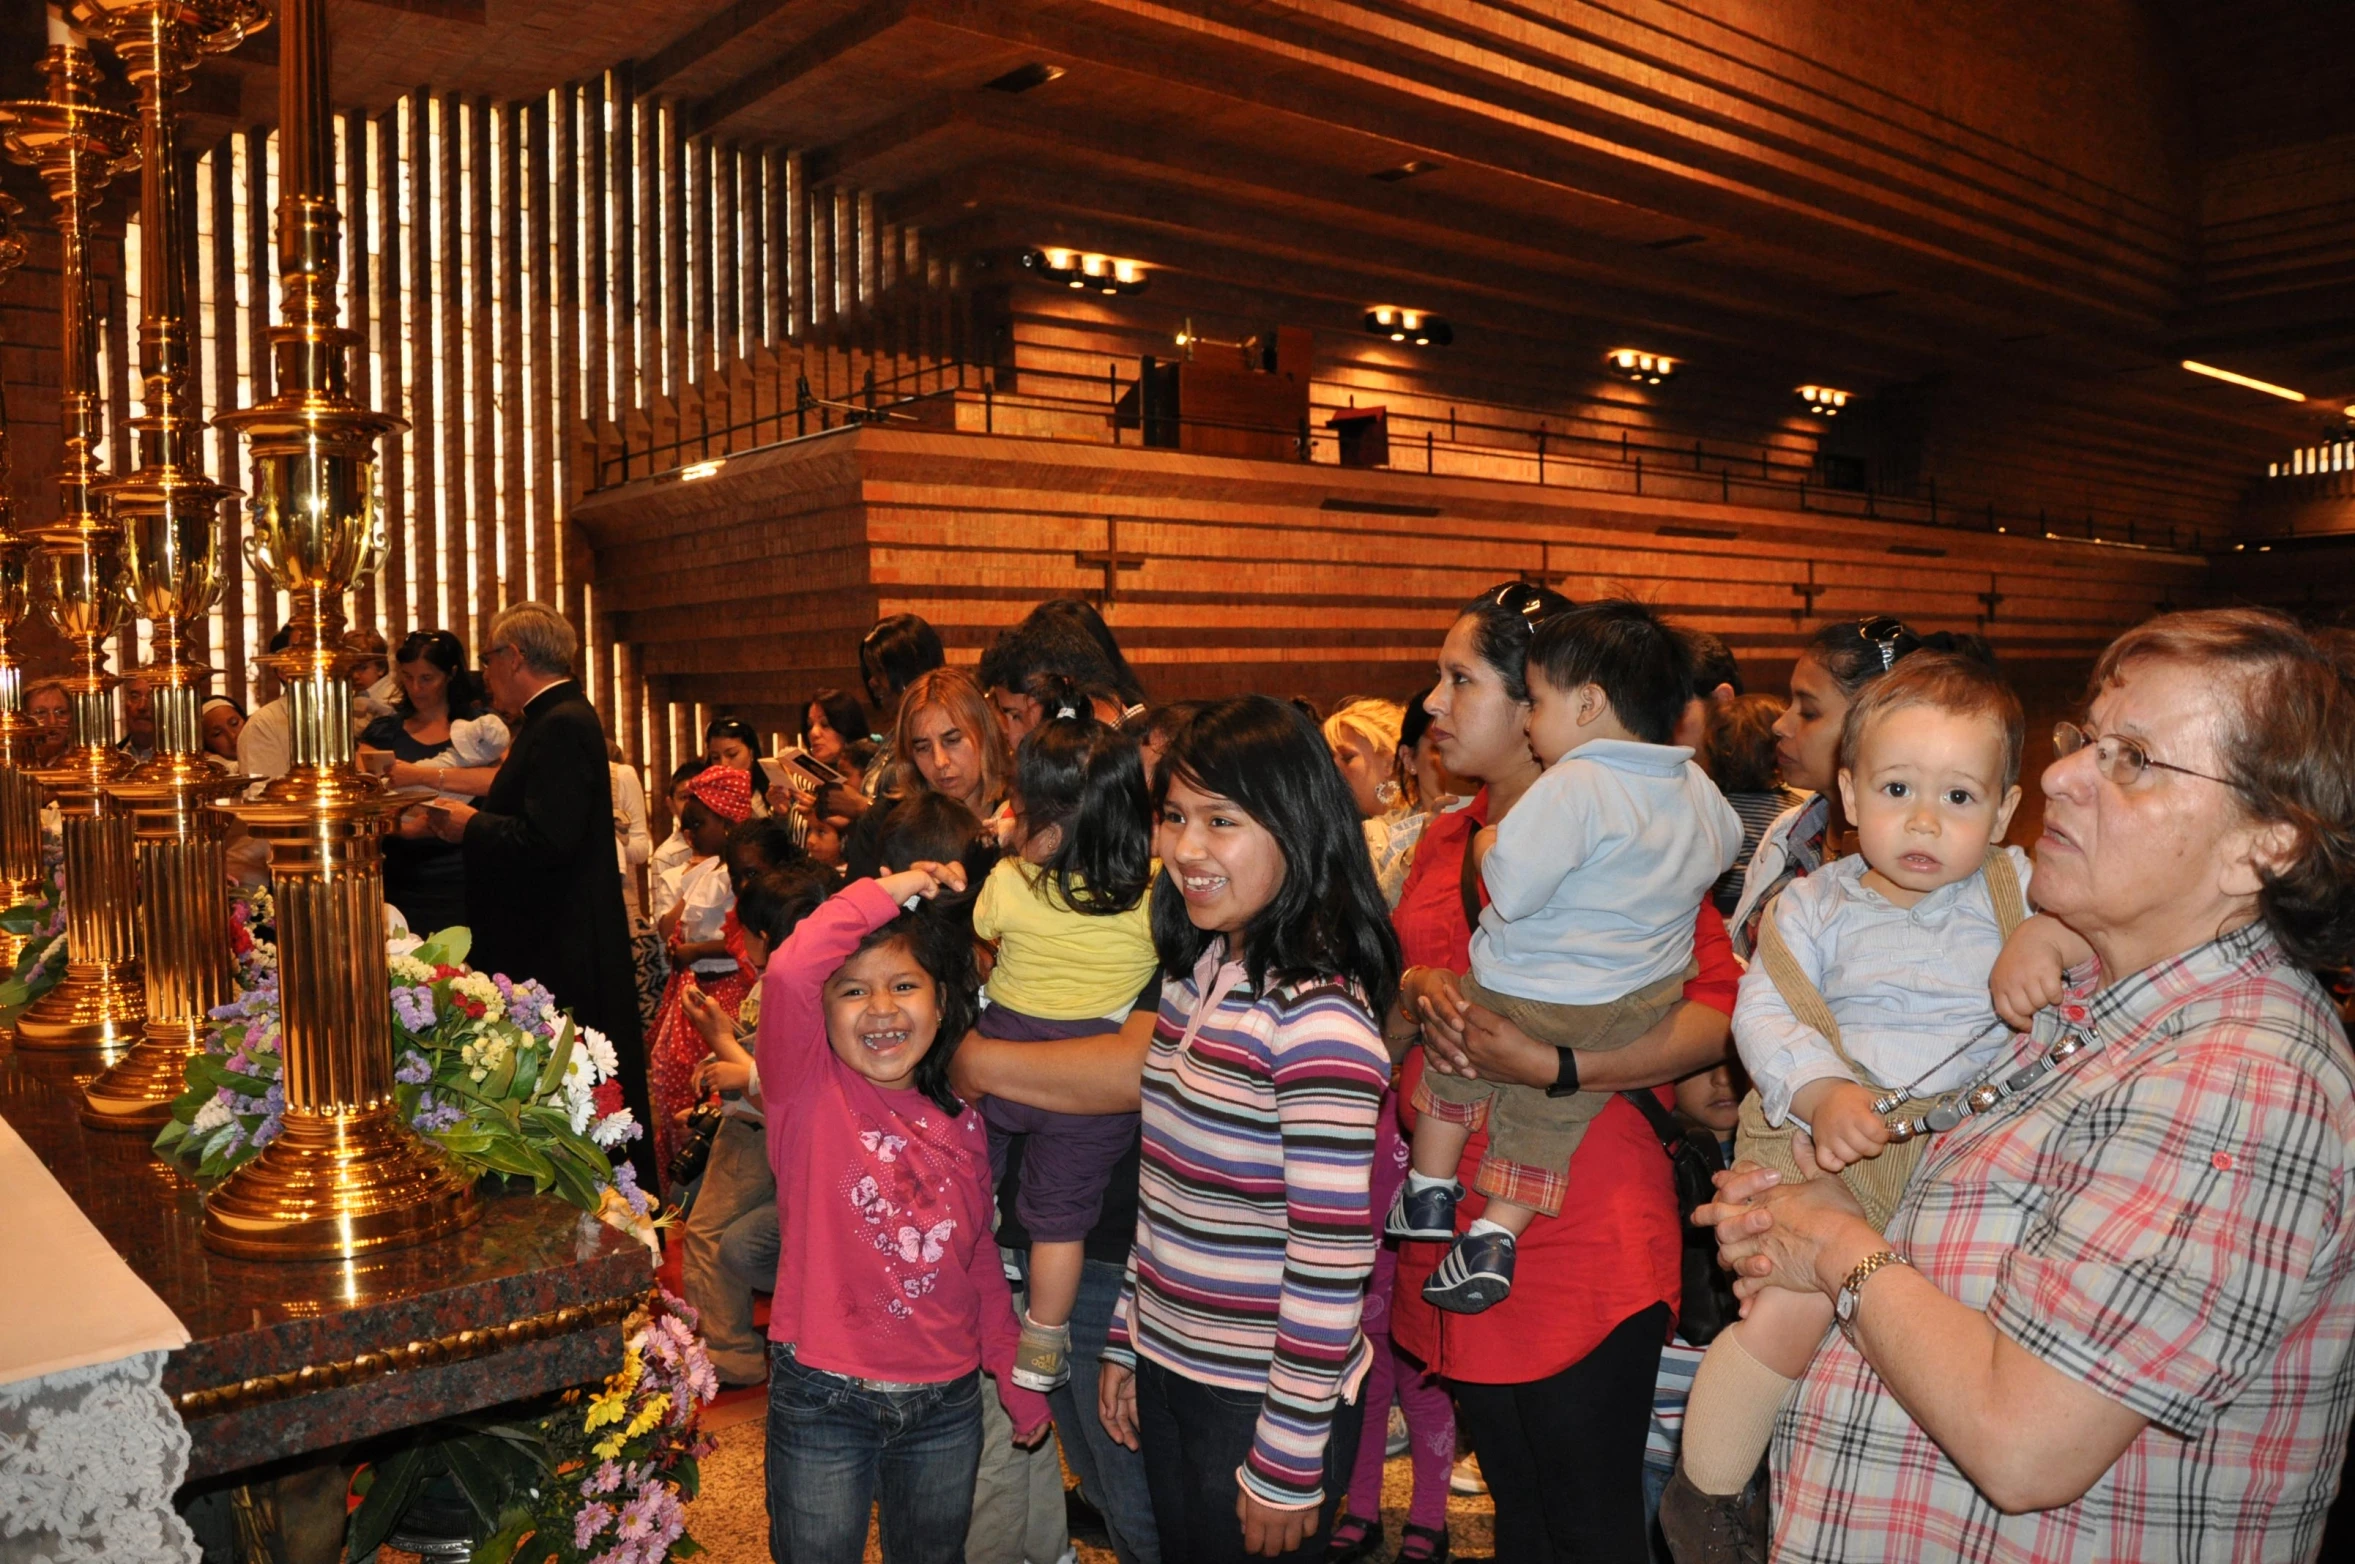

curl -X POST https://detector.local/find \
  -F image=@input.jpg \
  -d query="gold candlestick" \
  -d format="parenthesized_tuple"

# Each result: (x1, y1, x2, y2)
(206, 0, 477, 1258)
(2, 42, 144, 1051)
(0, 196, 44, 975)
(64, 0, 249, 1123)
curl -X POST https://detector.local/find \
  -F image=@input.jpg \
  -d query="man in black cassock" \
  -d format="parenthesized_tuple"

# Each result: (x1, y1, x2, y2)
(428, 601, 657, 1187)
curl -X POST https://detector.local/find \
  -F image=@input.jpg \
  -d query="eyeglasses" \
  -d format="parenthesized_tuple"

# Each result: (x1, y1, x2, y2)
(1855, 615, 1921, 675)
(484, 642, 519, 663)
(2052, 721, 2232, 788)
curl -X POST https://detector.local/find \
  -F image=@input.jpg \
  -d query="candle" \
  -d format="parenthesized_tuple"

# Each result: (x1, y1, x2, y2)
(48, 8, 79, 47)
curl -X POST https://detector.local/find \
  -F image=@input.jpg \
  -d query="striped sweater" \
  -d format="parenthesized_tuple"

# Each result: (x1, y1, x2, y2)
(1105, 944, 1389, 1509)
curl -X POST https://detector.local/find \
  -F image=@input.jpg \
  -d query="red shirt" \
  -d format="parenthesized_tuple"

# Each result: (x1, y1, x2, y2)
(755, 878, 1051, 1435)
(1389, 795, 1739, 1384)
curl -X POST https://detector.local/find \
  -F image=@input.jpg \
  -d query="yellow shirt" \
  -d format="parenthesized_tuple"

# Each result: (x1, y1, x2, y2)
(973, 856, 1160, 1022)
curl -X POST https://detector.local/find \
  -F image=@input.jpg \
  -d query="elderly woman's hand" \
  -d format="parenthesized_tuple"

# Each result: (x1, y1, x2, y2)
(1695, 1149, 1884, 1307)
(1401, 967, 1472, 1074)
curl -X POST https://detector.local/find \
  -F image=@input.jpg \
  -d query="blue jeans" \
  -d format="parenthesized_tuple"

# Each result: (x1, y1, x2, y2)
(1014, 1250, 1161, 1564)
(1133, 1358, 1363, 1564)
(764, 1343, 982, 1564)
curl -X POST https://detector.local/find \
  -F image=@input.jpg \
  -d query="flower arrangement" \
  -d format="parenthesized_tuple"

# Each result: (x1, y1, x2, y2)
(0, 845, 68, 1010)
(346, 1289, 718, 1564)
(156, 924, 657, 1249)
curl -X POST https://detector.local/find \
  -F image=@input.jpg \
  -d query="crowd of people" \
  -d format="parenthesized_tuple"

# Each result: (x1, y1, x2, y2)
(96, 583, 2354, 1564)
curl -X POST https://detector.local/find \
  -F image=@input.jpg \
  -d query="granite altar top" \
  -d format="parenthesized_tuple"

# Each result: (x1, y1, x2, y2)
(2, 1040, 654, 1477)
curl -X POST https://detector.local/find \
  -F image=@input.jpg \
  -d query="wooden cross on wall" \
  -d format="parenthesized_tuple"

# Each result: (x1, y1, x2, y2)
(1791, 560, 1825, 619)
(1076, 517, 1147, 604)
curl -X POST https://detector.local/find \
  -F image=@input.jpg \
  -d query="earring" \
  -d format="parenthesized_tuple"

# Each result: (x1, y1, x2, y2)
(1374, 779, 1403, 808)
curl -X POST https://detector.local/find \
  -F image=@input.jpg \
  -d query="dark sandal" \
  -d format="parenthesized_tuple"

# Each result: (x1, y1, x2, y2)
(1398, 1520, 1451, 1563)
(1324, 1513, 1383, 1563)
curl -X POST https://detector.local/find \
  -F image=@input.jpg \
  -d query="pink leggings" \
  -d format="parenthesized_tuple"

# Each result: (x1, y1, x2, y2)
(1348, 1245, 1455, 1529)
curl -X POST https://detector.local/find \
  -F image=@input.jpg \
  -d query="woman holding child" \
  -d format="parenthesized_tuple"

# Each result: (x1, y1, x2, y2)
(1693, 609, 2355, 1562)
(1385, 583, 1743, 1563)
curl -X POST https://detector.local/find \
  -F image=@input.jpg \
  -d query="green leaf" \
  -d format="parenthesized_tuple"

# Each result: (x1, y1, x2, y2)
(672, 1537, 706, 1558)
(508, 1043, 540, 1103)
(152, 1119, 189, 1155)
(417, 927, 473, 967)
(474, 1136, 556, 1190)
(346, 1447, 427, 1562)
(482, 1043, 519, 1102)
(467, 1513, 533, 1564)
(673, 1452, 702, 1501)
(543, 1146, 604, 1214)
(535, 1020, 575, 1102)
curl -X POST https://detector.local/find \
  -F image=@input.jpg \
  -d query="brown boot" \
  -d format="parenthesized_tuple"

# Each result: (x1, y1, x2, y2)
(1657, 1461, 1767, 1564)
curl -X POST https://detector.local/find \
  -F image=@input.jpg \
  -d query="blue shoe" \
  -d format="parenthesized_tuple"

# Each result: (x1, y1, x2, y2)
(1385, 1178, 1462, 1241)
(1421, 1229, 1515, 1314)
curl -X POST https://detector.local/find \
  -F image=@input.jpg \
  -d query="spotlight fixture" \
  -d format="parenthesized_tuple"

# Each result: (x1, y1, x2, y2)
(2180, 359, 2303, 402)
(1363, 306, 1451, 347)
(1370, 159, 1442, 182)
(986, 62, 1066, 93)
(1606, 347, 1678, 385)
(1796, 385, 1850, 417)
(678, 459, 725, 481)
(1021, 247, 1149, 295)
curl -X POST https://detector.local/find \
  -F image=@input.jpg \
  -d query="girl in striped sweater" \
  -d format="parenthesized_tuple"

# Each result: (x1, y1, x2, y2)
(1098, 696, 1403, 1564)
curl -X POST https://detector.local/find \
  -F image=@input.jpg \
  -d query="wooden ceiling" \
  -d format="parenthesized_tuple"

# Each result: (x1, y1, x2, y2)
(172, 0, 2355, 465)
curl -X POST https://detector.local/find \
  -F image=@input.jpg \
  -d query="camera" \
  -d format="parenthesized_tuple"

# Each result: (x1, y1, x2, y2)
(667, 1099, 726, 1188)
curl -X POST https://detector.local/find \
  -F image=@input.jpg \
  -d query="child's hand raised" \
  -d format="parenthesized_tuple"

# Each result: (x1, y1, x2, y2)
(877, 860, 967, 907)
(1989, 913, 2094, 1033)
(1796, 1079, 1889, 1172)
(695, 1056, 752, 1096)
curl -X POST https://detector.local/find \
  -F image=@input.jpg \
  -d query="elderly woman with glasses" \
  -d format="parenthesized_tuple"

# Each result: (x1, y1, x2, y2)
(1693, 609, 2355, 1564)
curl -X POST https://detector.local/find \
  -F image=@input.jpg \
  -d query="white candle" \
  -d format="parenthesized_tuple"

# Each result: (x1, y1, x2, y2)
(48, 8, 79, 47)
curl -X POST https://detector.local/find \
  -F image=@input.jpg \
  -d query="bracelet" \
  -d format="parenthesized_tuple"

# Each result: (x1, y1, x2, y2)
(1544, 1045, 1582, 1098)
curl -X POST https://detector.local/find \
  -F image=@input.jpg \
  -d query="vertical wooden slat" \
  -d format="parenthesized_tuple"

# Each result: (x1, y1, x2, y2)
(785, 150, 806, 342)
(582, 73, 608, 432)
(810, 180, 831, 338)
(663, 106, 687, 405)
(647, 681, 673, 839)
(437, 93, 465, 640)
(468, 96, 496, 640)
(552, 85, 584, 630)
(203, 141, 246, 699)
(763, 148, 785, 353)
(498, 102, 524, 614)
(525, 93, 553, 610)
(245, 126, 281, 649)
(609, 68, 636, 420)
(341, 113, 374, 639)
(404, 92, 438, 641)
(374, 108, 409, 644)
(714, 141, 737, 371)
(637, 96, 660, 407)
(689, 135, 713, 386)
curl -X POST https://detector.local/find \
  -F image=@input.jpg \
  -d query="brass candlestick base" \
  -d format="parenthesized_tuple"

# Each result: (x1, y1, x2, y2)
(15, 759, 145, 1050)
(198, 1105, 481, 1260)
(84, 750, 246, 1129)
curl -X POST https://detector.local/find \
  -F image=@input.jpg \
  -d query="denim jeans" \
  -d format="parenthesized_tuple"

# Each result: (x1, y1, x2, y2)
(764, 1343, 982, 1564)
(1014, 1250, 1160, 1564)
(1132, 1358, 1363, 1564)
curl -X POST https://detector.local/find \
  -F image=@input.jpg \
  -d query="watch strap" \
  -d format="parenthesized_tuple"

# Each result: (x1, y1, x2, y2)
(1544, 1044, 1582, 1098)
(1837, 1249, 1908, 1334)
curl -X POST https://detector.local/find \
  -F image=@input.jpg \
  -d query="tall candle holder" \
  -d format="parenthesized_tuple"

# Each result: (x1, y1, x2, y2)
(206, 0, 478, 1258)
(0, 196, 41, 975)
(63, 0, 250, 1124)
(1, 39, 145, 1051)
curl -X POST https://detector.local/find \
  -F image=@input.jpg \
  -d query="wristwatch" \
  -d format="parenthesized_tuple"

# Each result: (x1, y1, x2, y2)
(1544, 1044, 1581, 1098)
(1834, 1250, 1909, 1339)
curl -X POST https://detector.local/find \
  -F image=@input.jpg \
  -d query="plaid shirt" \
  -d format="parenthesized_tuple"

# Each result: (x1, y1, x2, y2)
(1773, 920, 2355, 1562)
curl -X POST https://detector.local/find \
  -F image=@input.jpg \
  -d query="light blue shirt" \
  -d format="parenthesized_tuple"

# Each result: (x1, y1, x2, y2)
(1471, 739, 1742, 1005)
(1735, 848, 2033, 1125)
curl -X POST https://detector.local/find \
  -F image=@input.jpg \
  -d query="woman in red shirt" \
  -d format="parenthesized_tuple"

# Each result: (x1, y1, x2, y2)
(1385, 583, 1740, 1563)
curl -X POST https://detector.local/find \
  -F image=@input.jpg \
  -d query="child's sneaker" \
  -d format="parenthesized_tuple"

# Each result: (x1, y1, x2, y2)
(1012, 1315, 1071, 1392)
(1421, 1228, 1515, 1314)
(1385, 1177, 1463, 1241)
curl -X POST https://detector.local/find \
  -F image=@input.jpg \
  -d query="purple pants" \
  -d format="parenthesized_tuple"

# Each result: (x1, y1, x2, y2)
(1349, 1086, 1455, 1528)
(978, 1004, 1140, 1243)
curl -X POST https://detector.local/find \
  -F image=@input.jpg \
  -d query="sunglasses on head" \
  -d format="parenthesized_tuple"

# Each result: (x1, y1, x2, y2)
(1855, 615, 1922, 674)
(1488, 582, 1562, 633)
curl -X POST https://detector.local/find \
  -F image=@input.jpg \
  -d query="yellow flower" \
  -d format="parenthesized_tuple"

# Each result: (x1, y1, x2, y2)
(584, 1386, 628, 1433)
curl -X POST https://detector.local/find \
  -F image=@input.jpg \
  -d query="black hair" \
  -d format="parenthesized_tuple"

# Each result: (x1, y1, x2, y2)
(1678, 627, 1743, 699)
(722, 816, 805, 893)
(858, 614, 945, 702)
(1012, 717, 1154, 916)
(390, 629, 487, 719)
(1459, 581, 1577, 704)
(1807, 616, 1998, 698)
(839, 903, 979, 1116)
(1399, 684, 1436, 754)
(978, 617, 1119, 709)
(846, 790, 1001, 897)
(733, 862, 836, 950)
(1026, 598, 1148, 706)
(1526, 599, 1693, 746)
(268, 623, 295, 654)
(704, 716, 762, 757)
(1150, 696, 1401, 1018)
(668, 756, 710, 790)
(803, 687, 870, 746)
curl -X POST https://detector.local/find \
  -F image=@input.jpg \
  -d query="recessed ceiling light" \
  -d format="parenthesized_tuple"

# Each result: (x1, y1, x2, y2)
(1021, 247, 1148, 294)
(1370, 159, 1441, 182)
(1363, 306, 1451, 346)
(1796, 385, 1850, 416)
(2180, 359, 2304, 401)
(1606, 347, 1678, 385)
(986, 62, 1066, 93)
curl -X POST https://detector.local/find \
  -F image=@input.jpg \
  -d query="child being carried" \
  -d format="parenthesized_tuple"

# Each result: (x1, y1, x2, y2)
(972, 714, 1160, 1391)
(1393, 600, 1741, 1314)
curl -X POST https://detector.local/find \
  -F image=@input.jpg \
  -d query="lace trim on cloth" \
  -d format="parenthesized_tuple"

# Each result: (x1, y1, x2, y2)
(0, 1349, 198, 1564)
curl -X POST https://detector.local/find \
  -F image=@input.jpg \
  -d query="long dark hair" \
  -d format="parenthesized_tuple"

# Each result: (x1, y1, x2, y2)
(831, 903, 979, 1116)
(1460, 581, 1576, 705)
(1150, 696, 1400, 1018)
(859, 614, 945, 703)
(804, 687, 870, 745)
(1013, 716, 1153, 916)
(704, 715, 762, 759)
(393, 629, 486, 719)
(1029, 598, 1148, 707)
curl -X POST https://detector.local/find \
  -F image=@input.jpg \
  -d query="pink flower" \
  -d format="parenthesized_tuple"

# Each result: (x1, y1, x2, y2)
(572, 1501, 614, 1549)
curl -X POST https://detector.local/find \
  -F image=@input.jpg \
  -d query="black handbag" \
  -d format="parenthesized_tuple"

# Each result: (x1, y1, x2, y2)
(1620, 1087, 1742, 1347)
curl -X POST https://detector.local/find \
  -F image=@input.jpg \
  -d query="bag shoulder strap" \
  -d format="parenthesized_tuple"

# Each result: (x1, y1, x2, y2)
(1983, 846, 2030, 941)
(1757, 894, 1878, 1085)
(1458, 820, 1485, 934)
(1619, 1085, 1683, 1154)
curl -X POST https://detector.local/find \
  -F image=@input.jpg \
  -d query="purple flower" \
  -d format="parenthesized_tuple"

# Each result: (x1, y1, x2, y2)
(393, 1049, 432, 1086)
(611, 1163, 652, 1218)
(392, 986, 436, 1033)
(572, 1501, 614, 1549)
(582, 1458, 625, 1496)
